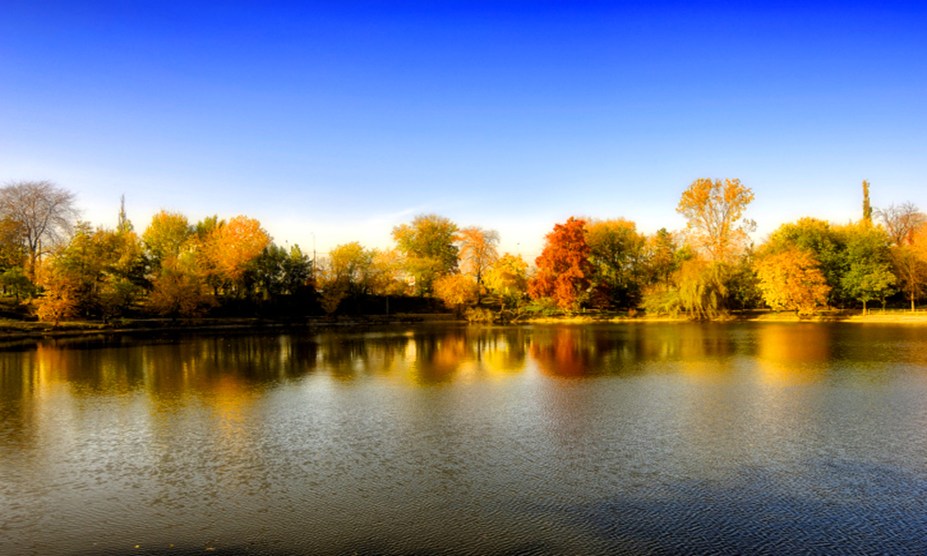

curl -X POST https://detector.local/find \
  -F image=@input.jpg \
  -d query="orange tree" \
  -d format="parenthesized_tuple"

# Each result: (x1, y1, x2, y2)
(528, 217, 591, 312)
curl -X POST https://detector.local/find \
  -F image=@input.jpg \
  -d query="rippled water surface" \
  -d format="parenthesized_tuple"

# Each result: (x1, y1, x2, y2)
(2, 323, 927, 555)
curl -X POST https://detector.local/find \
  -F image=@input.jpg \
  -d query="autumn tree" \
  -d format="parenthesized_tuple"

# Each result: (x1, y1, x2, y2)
(877, 202, 926, 246)
(392, 214, 459, 296)
(485, 253, 529, 311)
(324, 242, 375, 296)
(142, 211, 210, 317)
(677, 178, 755, 262)
(585, 218, 646, 309)
(529, 217, 591, 312)
(33, 259, 78, 325)
(890, 235, 927, 312)
(201, 215, 271, 296)
(433, 273, 478, 315)
(35, 220, 146, 321)
(755, 247, 830, 317)
(456, 226, 499, 296)
(0, 180, 79, 279)
(142, 210, 193, 266)
(147, 262, 214, 318)
(368, 249, 411, 296)
(0, 217, 26, 271)
(761, 218, 849, 306)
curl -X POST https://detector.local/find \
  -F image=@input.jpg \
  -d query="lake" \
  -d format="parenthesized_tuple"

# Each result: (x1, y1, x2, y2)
(2, 323, 927, 555)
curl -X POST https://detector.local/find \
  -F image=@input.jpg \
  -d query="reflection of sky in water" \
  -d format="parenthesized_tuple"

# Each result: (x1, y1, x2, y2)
(1, 324, 926, 554)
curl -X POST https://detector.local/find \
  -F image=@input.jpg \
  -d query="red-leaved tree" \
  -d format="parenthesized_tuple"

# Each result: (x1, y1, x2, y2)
(528, 217, 591, 312)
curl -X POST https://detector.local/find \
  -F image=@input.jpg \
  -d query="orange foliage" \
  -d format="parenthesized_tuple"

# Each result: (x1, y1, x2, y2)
(206, 215, 271, 283)
(529, 217, 591, 312)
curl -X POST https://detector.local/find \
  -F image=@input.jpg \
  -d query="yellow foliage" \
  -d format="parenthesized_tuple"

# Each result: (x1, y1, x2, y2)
(755, 248, 830, 316)
(433, 273, 478, 310)
(677, 178, 754, 262)
(33, 260, 78, 325)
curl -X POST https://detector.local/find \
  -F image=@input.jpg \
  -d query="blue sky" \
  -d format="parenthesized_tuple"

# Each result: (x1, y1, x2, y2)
(1, 1, 925, 258)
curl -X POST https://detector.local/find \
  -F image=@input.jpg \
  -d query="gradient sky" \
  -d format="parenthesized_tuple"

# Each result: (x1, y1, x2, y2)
(1, 1, 925, 258)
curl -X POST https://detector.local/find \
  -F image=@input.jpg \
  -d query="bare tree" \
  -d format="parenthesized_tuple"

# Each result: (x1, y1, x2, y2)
(0, 180, 79, 278)
(877, 202, 926, 245)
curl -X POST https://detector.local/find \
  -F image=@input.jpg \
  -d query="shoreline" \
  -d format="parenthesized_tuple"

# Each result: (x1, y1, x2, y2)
(3, 309, 927, 344)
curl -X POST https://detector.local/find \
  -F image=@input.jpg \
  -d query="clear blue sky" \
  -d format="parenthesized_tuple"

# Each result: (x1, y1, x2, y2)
(2, 1, 925, 258)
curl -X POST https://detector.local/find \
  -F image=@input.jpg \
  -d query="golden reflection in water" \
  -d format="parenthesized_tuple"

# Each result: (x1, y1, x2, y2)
(529, 327, 593, 377)
(631, 325, 736, 380)
(477, 329, 529, 377)
(309, 328, 533, 384)
(756, 324, 829, 385)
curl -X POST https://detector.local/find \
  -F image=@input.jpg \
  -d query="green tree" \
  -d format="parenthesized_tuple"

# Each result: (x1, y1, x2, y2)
(392, 214, 459, 296)
(585, 218, 646, 309)
(761, 218, 849, 306)
(841, 224, 895, 313)
(246, 243, 313, 300)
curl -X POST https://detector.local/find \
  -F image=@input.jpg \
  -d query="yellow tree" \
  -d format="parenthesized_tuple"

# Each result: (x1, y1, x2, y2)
(33, 258, 78, 325)
(142, 210, 193, 265)
(456, 226, 499, 295)
(433, 273, 478, 315)
(147, 260, 214, 317)
(677, 178, 755, 262)
(891, 223, 927, 311)
(324, 242, 374, 295)
(368, 249, 410, 296)
(755, 248, 831, 317)
(484, 253, 528, 313)
(202, 215, 271, 295)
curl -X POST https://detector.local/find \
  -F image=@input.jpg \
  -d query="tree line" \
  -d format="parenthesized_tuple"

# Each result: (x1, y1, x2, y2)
(0, 178, 925, 324)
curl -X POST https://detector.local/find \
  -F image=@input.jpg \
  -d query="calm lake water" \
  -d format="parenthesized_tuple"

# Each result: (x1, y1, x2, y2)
(2, 323, 927, 555)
